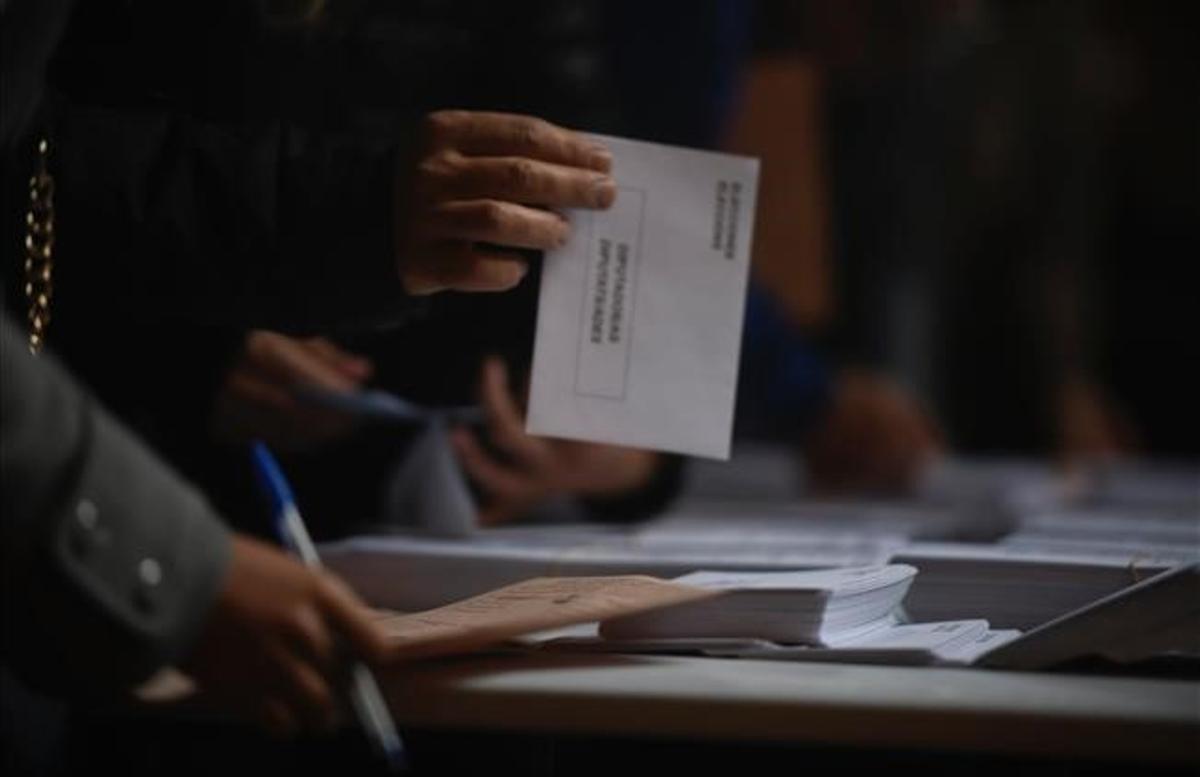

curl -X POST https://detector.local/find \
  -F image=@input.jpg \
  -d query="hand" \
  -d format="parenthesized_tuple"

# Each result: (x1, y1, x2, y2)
(397, 110, 616, 294)
(181, 535, 388, 737)
(804, 369, 944, 495)
(212, 331, 374, 450)
(1057, 377, 1140, 464)
(450, 357, 659, 525)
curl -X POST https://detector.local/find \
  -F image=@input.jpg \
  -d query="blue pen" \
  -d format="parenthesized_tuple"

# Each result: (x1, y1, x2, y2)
(250, 442, 407, 771)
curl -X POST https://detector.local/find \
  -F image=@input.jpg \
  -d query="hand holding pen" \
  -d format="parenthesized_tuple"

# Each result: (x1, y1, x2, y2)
(182, 534, 392, 739)
(249, 442, 407, 770)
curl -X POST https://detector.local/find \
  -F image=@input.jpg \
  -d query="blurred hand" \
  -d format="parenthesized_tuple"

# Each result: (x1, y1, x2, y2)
(212, 331, 374, 450)
(450, 357, 659, 525)
(1057, 377, 1140, 464)
(804, 369, 944, 495)
(181, 535, 388, 737)
(397, 110, 615, 294)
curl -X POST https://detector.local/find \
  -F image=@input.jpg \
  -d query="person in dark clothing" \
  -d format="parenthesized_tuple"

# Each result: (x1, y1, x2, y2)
(2, 0, 620, 771)
(1, 1, 391, 767)
(166, 1, 703, 532)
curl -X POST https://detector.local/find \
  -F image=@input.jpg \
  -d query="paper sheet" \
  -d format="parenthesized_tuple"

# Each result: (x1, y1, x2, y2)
(376, 575, 716, 660)
(675, 566, 916, 594)
(384, 419, 478, 537)
(528, 134, 759, 459)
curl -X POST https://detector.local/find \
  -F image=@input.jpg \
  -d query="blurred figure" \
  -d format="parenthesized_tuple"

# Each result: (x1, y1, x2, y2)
(213, 332, 374, 451)
(3, 1, 621, 771)
(727, 0, 1198, 488)
(735, 286, 944, 495)
(0, 315, 393, 769)
(726, 2, 946, 494)
(807, 0, 1199, 463)
(207, 0, 948, 517)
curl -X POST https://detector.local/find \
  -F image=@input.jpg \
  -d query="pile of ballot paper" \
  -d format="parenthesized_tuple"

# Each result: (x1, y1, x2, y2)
(370, 561, 1196, 669)
(599, 566, 918, 645)
(724, 619, 1022, 667)
(891, 543, 1180, 630)
(369, 569, 1024, 668)
(524, 565, 1023, 667)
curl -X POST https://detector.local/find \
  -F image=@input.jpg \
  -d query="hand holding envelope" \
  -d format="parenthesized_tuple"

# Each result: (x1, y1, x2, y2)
(528, 135, 760, 460)
(397, 111, 617, 294)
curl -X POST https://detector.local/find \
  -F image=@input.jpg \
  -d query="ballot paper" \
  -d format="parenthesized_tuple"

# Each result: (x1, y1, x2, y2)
(891, 542, 1179, 629)
(528, 135, 759, 459)
(376, 575, 715, 660)
(599, 565, 917, 644)
(384, 419, 478, 538)
(730, 620, 1023, 666)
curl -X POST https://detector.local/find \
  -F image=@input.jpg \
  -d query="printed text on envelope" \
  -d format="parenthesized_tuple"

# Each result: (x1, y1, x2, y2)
(575, 188, 645, 400)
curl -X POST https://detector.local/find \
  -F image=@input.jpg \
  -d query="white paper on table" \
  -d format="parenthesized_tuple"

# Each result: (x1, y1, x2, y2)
(527, 134, 759, 459)
(673, 565, 917, 595)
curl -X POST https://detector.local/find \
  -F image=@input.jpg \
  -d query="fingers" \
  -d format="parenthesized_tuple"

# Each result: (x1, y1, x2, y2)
(450, 426, 531, 505)
(426, 154, 616, 209)
(400, 112, 614, 296)
(222, 331, 371, 447)
(479, 357, 550, 467)
(314, 573, 389, 665)
(280, 600, 337, 671)
(403, 242, 529, 295)
(425, 199, 570, 250)
(404, 200, 563, 293)
(424, 111, 612, 172)
(217, 371, 356, 448)
(303, 337, 374, 383)
(273, 649, 338, 732)
(222, 369, 301, 420)
(246, 331, 361, 394)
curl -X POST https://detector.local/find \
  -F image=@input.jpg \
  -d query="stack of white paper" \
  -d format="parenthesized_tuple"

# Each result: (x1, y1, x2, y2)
(599, 566, 916, 645)
(891, 543, 1179, 629)
(731, 620, 1022, 666)
(1069, 462, 1200, 513)
(999, 506, 1200, 562)
(546, 565, 1199, 668)
(643, 501, 963, 544)
(545, 618, 1021, 667)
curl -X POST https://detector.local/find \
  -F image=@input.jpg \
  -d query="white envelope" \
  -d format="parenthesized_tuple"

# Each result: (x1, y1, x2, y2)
(527, 135, 759, 459)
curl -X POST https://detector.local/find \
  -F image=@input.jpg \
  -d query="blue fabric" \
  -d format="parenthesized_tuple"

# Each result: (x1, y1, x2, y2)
(737, 286, 832, 442)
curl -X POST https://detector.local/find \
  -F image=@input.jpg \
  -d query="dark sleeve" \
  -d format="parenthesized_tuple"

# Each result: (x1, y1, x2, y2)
(50, 104, 422, 334)
(0, 316, 232, 696)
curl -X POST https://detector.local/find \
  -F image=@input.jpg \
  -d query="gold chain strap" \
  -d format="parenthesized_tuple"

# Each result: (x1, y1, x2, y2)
(24, 137, 55, 354)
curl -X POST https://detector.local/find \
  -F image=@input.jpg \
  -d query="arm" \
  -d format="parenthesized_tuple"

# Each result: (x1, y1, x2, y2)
(1, 318, 389, 734)
(50, 106, 615, 335)
(0, 315, 232, 694)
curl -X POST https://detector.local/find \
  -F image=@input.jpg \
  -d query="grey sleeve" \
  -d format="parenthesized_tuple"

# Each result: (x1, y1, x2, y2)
(1, 317, 232, 697)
